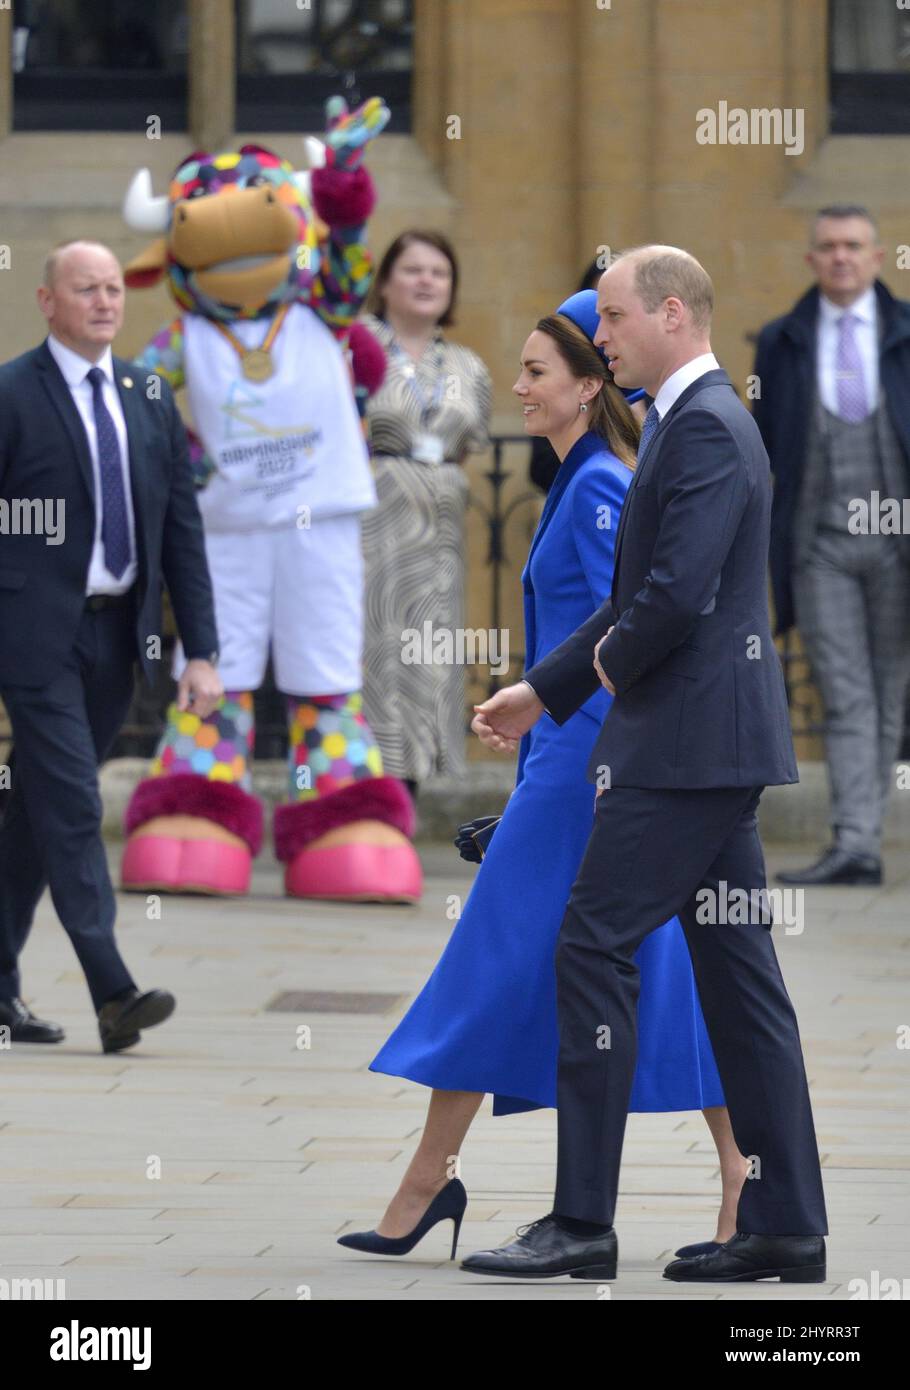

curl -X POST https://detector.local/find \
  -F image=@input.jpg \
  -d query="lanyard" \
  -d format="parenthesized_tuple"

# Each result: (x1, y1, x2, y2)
(390, 336, 446, 424)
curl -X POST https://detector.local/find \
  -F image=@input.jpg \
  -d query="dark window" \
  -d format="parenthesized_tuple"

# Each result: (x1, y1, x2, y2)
(829, 0, 910, 134)
(235, 0, 413, 132)
(12, 0, 189, 131)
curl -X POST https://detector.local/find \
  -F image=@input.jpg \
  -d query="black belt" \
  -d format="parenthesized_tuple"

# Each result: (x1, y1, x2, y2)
(85, 590, 134, 612)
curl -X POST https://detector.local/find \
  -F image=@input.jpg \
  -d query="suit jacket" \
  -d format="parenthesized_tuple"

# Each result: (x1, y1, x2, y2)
(752, 278, 910, 634)
(524, 368, 798, 789)
(0, 339, 217, 688)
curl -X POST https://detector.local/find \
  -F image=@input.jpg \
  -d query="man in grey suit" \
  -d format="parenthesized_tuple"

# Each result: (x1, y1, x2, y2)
(754, 205, 910, 887)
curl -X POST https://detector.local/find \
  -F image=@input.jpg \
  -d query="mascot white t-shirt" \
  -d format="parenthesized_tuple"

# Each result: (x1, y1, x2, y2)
(184, 303, 376, 531)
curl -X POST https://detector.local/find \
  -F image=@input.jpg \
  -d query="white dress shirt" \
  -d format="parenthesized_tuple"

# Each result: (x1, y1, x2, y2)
(46, 334, 138, 595)
(652, 351, 721, 420)
(816, 284, 879, 417)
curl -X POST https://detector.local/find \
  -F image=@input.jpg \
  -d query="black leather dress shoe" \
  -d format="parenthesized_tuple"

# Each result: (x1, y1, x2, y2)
(461, 1213, 617, 1280)
(664, 1232, 826, 1282)
(0, 997, 64, 1044)
(674, 1239, 722, 1258)
(776, 847, 881, 886)
(98, 988, 175, 1054)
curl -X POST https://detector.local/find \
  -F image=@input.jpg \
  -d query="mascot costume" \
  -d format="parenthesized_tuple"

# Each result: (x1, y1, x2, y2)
(118, 96, 422, 904)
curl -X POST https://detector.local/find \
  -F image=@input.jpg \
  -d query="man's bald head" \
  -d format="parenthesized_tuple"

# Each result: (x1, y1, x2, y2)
(37, 240, 125, 363)
(43, 239, 120, 288)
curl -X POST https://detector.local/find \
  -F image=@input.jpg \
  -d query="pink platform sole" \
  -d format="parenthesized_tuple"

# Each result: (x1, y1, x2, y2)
(120, 834, 252, 896)
(284, 841, 423, 902)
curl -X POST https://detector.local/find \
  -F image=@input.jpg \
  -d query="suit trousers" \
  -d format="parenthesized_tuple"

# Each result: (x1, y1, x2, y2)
(553, 783, 828, 1235)
(792, 530, 910, 858)
(0, 600, 138, 1010)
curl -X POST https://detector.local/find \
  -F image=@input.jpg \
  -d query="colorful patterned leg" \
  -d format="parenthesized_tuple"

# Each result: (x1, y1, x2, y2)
(286, 691, 383, 800)
(153, 691, 256, 790)
(274, 693, 423, 903)
(120, 691, 264, 895)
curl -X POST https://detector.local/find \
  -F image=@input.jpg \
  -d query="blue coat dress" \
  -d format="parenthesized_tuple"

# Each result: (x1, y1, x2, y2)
(370, 430, 724, 1115)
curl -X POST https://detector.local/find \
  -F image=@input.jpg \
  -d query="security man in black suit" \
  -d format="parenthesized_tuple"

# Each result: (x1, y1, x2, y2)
(0, 239, 222, 1052)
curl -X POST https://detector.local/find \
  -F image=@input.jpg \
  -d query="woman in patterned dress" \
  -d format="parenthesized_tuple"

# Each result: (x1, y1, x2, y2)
(360, 232, 492, 795)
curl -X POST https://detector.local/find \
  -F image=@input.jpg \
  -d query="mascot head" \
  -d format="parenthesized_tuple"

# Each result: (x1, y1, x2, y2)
(122, 141, 327, 322)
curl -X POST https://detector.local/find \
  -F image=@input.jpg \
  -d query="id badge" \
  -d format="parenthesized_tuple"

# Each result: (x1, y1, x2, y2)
(412, 431, 445, 465)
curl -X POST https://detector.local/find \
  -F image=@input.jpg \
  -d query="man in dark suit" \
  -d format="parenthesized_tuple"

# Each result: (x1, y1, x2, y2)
(463, 245, 828, 1283)
(753, 205, 910, 886)
(0, 239, 222, 1052)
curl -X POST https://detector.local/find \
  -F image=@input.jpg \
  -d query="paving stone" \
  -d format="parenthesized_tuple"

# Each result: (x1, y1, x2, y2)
(0, 845, 906, 1300)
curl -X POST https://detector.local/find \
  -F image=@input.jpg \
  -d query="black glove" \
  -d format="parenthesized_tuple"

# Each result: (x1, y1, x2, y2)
(454, 814, 502, 863)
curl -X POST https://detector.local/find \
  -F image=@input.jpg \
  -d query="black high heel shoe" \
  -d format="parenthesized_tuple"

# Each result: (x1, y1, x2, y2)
(337, 1178, 467, 1258)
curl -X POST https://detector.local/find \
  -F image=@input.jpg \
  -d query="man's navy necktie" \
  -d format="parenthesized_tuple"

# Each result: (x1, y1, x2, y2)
(86, 366, 130, 579)
(637, 402, 660, 461)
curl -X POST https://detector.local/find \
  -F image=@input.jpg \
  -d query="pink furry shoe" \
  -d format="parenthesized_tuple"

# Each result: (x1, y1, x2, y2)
(274, 777, 423, 903)
(284, 840, 423, 902)
(120, 774, 264, 896)
(121, 833, 252, 895)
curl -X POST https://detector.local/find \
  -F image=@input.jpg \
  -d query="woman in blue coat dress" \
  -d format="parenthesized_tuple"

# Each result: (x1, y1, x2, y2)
(338, 292, 750, 1262)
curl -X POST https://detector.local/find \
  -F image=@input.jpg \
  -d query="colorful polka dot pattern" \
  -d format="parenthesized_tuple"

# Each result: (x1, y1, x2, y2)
(287, 692, 384, 801)
(137, 316, 186, 392)
(134, 323, 217, 488)
(151, 142, 369, 332)
(150, 691, 256, 792)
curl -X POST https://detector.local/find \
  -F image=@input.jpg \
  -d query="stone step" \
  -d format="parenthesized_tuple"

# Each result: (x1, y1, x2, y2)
(99, 757, 910, 846)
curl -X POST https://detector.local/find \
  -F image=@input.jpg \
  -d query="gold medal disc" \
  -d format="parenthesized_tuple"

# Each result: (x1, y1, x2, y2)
(242, 349, 275, 382)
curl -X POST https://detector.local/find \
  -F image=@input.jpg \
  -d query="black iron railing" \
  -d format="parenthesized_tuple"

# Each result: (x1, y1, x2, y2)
(465, 434, 539, 704)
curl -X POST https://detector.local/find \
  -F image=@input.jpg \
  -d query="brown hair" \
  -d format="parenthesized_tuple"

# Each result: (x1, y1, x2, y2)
(365, 230, 459, 327)
(535, 314, 640, 470)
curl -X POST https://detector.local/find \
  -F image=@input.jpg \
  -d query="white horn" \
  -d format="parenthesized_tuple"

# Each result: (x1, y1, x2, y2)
(292, 171, 313, 201)
(303, 136, 327, 170)
(292, 137, 327, 201)
(123, 168, 170, 233)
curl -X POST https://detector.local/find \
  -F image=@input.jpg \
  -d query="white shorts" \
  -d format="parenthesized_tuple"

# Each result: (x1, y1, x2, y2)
(173, 516, 365, 694)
